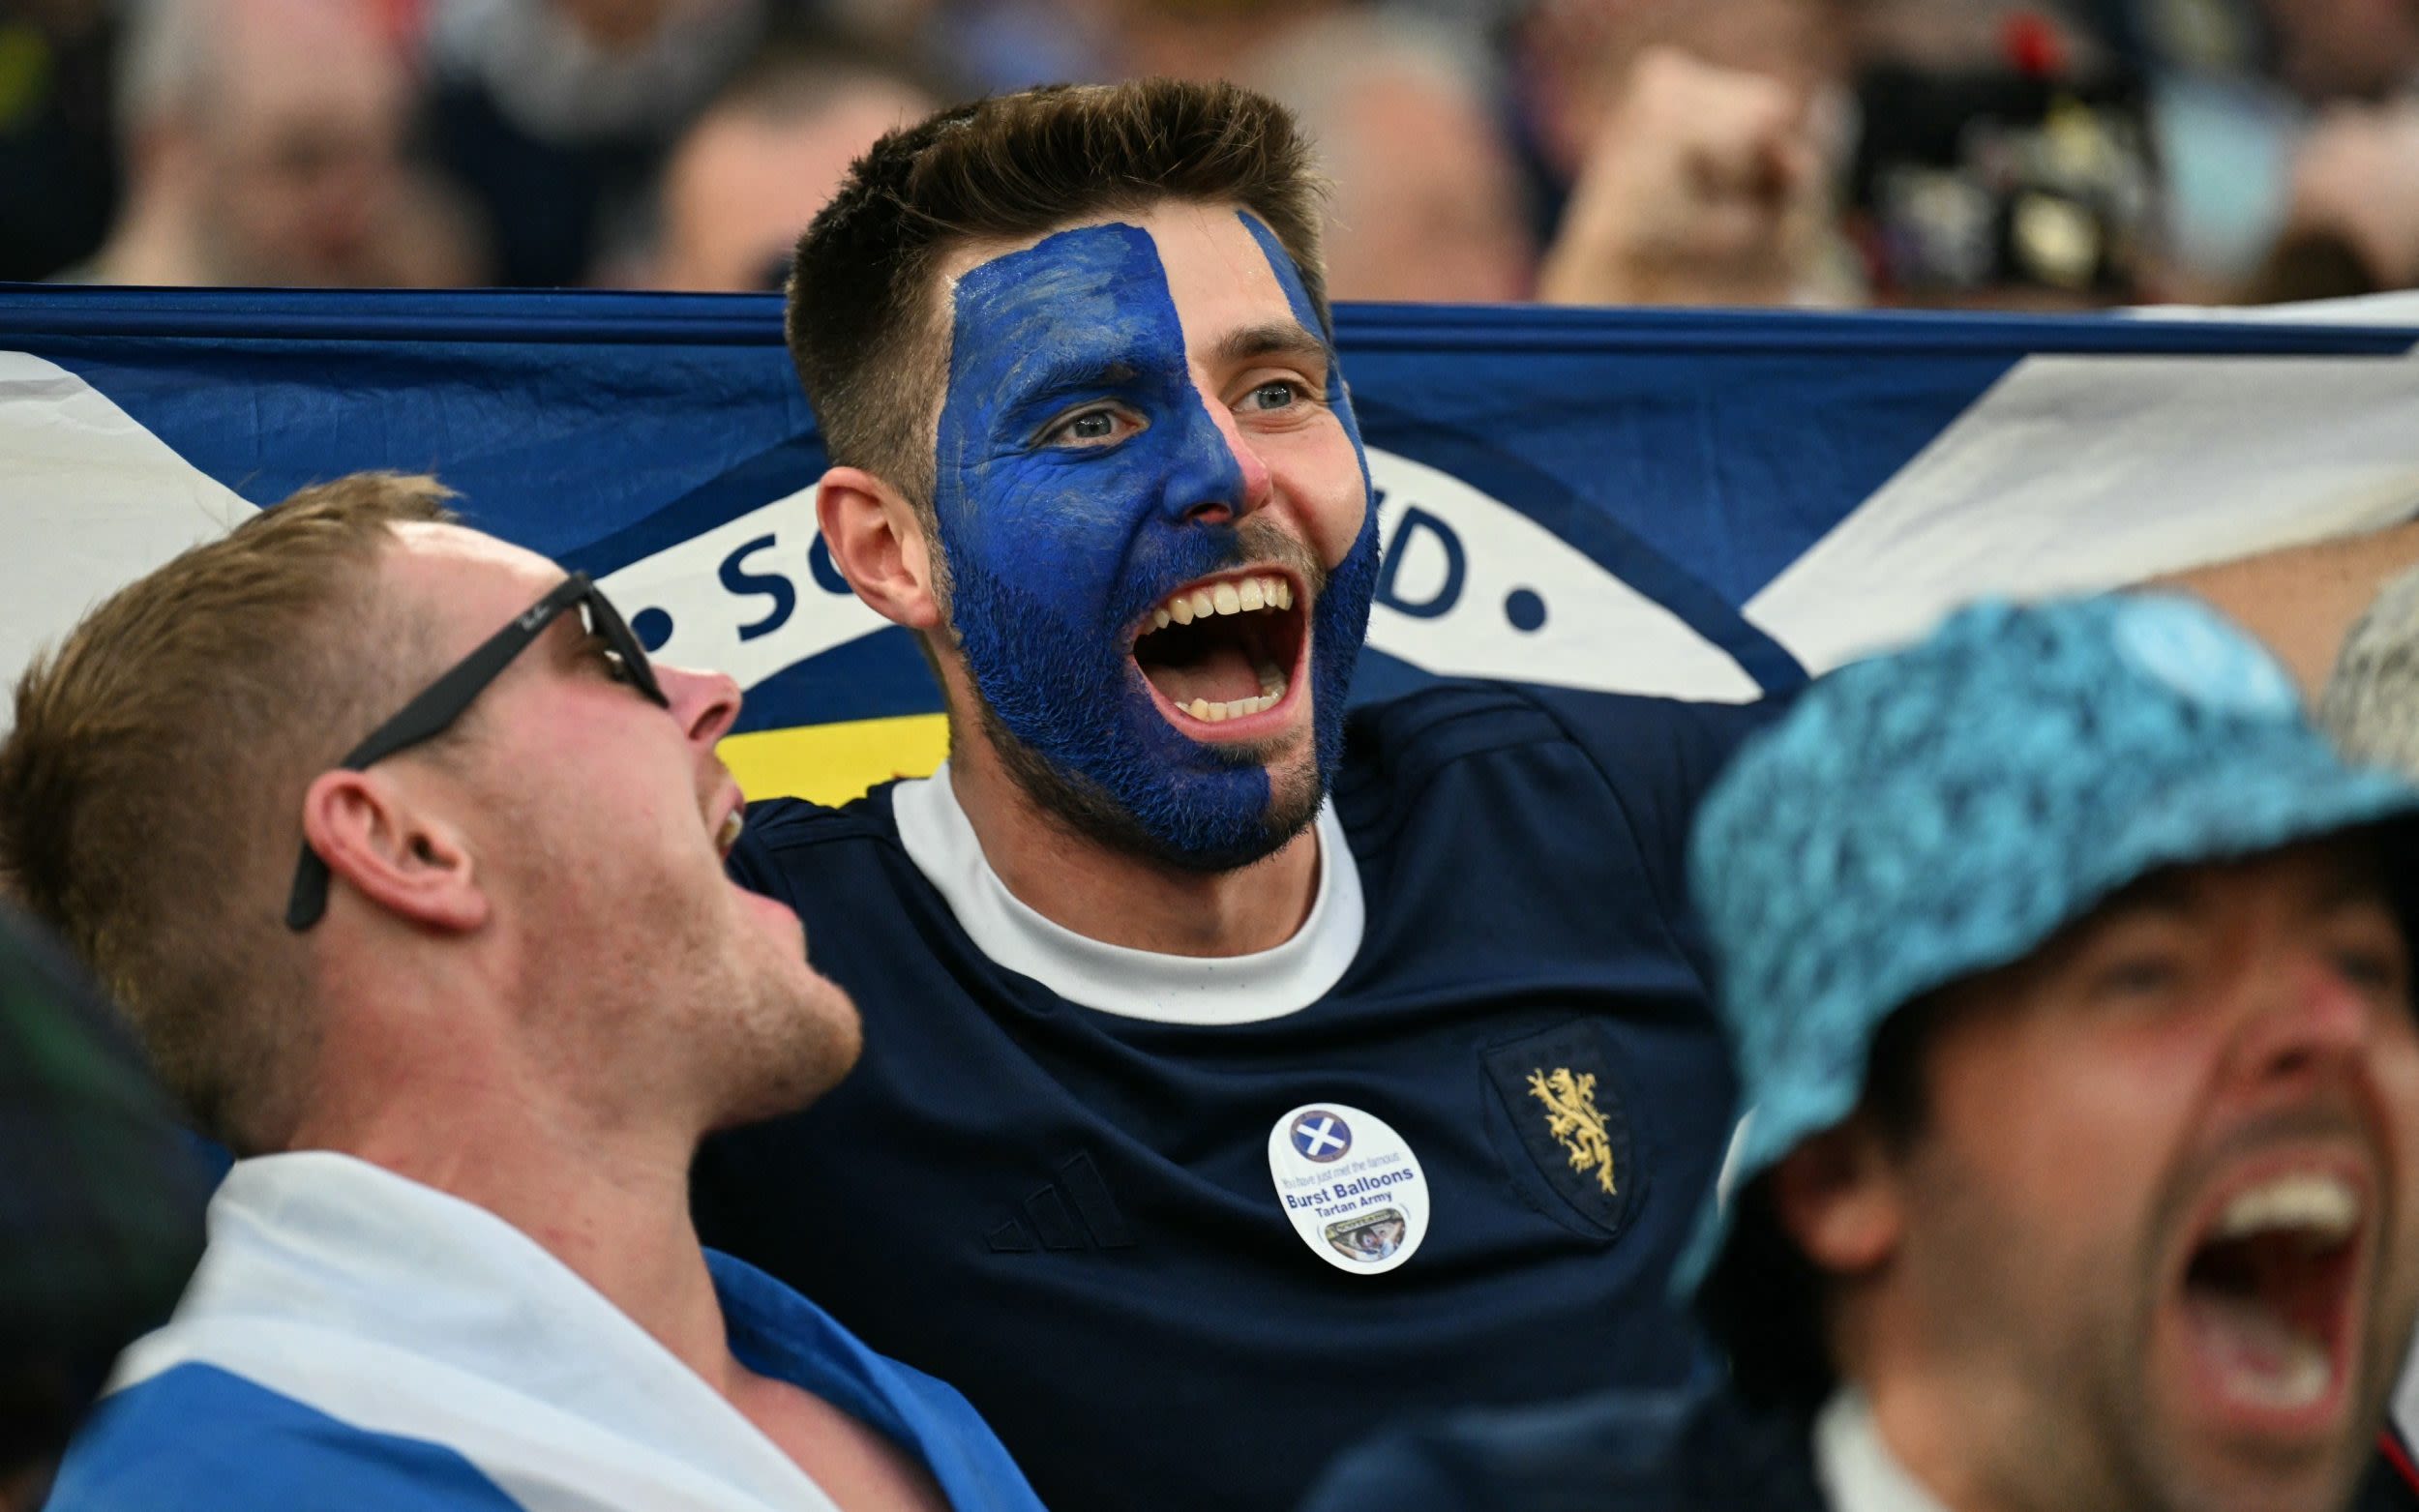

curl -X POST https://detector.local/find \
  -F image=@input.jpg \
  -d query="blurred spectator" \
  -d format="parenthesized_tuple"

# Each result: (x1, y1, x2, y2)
(1848, 11, 2160, 310)
(2119, 0, 2419, 297)
(2321, 559, 2419, 778)
(2258, 0, 2419, 103)
(1536, 44, 1837, 307)
(422, 0, 765, 285)
(1243, 12, 1536, 303)
(638, 43, 939, 292)
(1507, 0, 1859, 307)
(81, 0, 485, 287)
(1515, 0, 1854, 193)
(2250, 97, 2419, 299)
(0, 902, 207, 1512)
(882, 0, 1118, 94)
(0, 0, 121, 282)
(1105, 0, 1353, 84)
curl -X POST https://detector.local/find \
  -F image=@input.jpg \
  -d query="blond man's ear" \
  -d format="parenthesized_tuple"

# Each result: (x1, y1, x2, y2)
(299, 769, 489, 934)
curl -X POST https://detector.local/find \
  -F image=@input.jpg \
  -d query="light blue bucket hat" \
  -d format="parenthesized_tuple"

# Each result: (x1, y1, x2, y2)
(1673, 592, 2419, 1297)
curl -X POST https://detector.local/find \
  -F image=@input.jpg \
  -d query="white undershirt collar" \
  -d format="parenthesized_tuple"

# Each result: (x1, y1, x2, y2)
(888, 761, 1365, 1025)
(1813, 1390, 1956, 1512)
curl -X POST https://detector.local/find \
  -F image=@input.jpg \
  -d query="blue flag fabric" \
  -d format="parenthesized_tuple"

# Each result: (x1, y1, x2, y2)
(6, 284, 2417, 802)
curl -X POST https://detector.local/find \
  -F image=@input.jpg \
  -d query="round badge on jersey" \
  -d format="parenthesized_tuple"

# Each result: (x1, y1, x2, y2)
(1266, 1102, 1430, 1275)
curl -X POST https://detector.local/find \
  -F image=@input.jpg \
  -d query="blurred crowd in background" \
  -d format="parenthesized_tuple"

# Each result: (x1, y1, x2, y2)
(4, 0, 2419, 311)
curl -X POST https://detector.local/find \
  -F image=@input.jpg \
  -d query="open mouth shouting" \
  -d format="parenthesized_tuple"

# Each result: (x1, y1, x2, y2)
(1129, 567, 1310, 737)
(711, 793, 745, 859)
(2166, 1158, 2373, 1439)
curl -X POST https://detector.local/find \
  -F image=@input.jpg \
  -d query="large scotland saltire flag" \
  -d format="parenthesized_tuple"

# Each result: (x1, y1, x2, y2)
(6, 284, 2419, 804)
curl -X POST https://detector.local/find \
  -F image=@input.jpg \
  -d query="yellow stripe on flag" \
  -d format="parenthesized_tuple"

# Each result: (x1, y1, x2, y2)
(718, 713, 952, 807)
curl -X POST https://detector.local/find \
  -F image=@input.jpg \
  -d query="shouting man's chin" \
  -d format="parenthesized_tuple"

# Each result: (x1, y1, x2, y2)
(983, 695, 1328, 874)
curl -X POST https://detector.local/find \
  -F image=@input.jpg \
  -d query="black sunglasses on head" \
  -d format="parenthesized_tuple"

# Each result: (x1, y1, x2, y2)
(284, 572, 667, 932)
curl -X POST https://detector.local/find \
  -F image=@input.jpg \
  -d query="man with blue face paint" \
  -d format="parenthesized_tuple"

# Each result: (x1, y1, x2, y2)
(692, 78, 1783, 1512)
(691, 76, 2419, 1512)
(922, 211, 1379, 870)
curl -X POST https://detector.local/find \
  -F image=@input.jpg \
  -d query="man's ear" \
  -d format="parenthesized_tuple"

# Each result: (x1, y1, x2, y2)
(1768, 1114, 1905, 1279)
(299, 770, 489, 934)
(817, 465, 942, 633)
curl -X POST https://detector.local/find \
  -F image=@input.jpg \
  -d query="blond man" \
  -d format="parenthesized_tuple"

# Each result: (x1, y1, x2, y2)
(4, 475, 1042, 1512)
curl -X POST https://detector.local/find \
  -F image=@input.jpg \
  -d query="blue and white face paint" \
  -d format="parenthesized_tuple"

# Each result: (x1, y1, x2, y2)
(929, 203, 1379, 868)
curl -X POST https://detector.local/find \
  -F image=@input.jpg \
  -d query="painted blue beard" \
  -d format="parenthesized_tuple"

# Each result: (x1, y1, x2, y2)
(931, 216, 1376, 869)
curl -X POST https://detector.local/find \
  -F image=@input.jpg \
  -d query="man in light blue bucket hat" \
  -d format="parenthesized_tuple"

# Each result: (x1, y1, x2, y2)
(1302, 591, 2419, 1512)
(1681, 589, 2419, 1512)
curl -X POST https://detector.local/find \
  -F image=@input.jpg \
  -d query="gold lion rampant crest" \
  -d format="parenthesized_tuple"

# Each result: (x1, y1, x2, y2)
(1526, 1067, 1617, 1197)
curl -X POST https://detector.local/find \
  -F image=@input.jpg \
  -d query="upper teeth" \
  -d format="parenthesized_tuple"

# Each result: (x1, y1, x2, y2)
(2212, 1172, 2361, 1244)
(715, 809, 744, 855)
(1150, 574, 1292, 632)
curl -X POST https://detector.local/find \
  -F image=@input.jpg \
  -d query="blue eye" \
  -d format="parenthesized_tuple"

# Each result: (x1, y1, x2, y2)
(1245, 381, 1300, 410)
(1041, 405, 1138, 448)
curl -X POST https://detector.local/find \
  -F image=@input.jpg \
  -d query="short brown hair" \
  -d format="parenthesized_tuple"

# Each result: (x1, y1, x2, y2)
(0, 473, 457, 1151)
(785, 77, 1330, 507)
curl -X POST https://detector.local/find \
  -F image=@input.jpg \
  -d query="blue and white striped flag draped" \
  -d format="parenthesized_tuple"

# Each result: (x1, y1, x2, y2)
(6, 285, 2418, 803)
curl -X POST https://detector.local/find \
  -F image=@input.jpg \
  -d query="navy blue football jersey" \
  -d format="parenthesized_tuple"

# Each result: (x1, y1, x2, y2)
(694, 681, 1779, 1512)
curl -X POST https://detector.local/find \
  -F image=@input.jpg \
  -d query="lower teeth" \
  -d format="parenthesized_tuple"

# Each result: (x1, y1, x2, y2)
(1187, 677, 1287, 724)
(2247, 1344, 2333, 1409)
(2213, 1332, 2333, 1410)
(2188, 1291, 2337, 1410)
